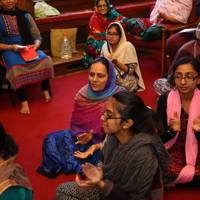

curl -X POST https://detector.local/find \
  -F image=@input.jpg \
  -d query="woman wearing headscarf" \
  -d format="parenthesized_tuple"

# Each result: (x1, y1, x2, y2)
(0, 0, 54, 114)
(82, 0, 126, 66)
(101, 22, 145, 92)
(37, 57, 125, 178)
(0, 123, 32, 200)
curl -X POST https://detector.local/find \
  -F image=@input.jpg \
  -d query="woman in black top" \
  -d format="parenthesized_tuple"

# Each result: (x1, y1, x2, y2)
(157, 56, 200, 185)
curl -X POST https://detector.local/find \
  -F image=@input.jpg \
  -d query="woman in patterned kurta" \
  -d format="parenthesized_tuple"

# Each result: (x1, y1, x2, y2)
(0, 0, 53, 114)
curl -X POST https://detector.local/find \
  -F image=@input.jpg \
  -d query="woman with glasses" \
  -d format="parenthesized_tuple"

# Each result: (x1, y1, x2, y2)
(83, 0, 126, 66)
(157, 56, 200, 185)
(101, 22, 145, 92)
(37, 57, 124, 178)
(56, 91, 169, 200)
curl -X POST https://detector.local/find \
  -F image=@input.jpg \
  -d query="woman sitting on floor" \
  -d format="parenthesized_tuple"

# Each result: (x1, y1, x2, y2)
(56, 91, 169, 200)
(157, 56, 200, 185)
(0, 122, 32, 200)
(101, 22, 145, 92)
(37, 57, 124, 178)
(0, 0, 53, 114)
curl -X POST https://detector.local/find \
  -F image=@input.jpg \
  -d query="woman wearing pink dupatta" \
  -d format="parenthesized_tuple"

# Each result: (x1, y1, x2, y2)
(157, 56, 200, 185)
(37, 57, 124, 178)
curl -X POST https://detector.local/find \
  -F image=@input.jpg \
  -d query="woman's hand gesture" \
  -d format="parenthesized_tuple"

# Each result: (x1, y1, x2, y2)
(74, 144, 99, 159)
(193, 116, 200, 133)
(82, 163, 103, 184)
(169, 112, 181, 132)
(75, 163, 103, 188)
(75, 130, 93, 145)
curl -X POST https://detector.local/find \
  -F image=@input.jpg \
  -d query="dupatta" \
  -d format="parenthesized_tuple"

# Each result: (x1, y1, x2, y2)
(0, 7, 34, 45)
(101, 22, 145, 91)
(70, 58, 124, 143)
(0, 156, 32, 195)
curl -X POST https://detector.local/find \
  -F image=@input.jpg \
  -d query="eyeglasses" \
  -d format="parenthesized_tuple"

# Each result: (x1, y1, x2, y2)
(97, 4, 108, 8)
(107, 32, 120, 37)
(174, 74, 198, 82)
(102, 111, 123, 121)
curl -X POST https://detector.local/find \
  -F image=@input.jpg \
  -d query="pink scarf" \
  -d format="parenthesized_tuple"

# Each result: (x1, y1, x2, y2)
(165, 89, 200, 183)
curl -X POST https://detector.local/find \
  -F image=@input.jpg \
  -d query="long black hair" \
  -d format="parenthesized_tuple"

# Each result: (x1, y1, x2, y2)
(112, 91, 163, 135)
(0, 123, 18, 160)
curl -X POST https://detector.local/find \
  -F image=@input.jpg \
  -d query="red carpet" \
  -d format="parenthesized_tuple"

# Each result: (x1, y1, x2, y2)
(0, 57, 199, 200)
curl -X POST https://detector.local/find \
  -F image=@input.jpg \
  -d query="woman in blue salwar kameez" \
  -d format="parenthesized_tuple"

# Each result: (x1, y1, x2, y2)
(0, 0, 53, 114)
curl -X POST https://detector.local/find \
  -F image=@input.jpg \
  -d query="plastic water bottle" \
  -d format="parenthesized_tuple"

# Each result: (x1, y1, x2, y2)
(60, 32, 72, 59)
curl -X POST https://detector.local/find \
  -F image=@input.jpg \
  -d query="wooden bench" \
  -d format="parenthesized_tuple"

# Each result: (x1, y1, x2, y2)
(51, 44, 85, 76)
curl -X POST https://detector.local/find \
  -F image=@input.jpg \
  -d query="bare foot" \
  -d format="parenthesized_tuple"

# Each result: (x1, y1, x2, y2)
(43, 90, 51, 102)
(20, 101, 30, 114)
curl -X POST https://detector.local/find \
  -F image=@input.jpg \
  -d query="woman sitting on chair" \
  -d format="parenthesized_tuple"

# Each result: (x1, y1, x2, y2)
(0, 0, 54, 114)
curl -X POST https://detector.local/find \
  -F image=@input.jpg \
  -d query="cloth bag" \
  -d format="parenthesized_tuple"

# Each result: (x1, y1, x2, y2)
(34, 1, 60, 18)
(50, 28, 77, 57)
(125, 18, 162, 40)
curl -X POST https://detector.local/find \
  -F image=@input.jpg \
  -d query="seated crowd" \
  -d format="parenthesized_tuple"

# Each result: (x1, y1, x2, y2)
(1, 0, 200, 200)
